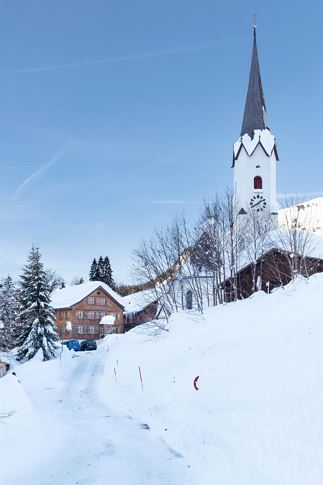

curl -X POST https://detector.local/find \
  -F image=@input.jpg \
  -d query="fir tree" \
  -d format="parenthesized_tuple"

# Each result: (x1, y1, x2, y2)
(0, 276, 20, 351)
(102, 256, 114, 288)
(16, 247, 59, 362)
(97, 256, 104, 280)
(94, 255, 115, 288)
(89, 258, 98, 281)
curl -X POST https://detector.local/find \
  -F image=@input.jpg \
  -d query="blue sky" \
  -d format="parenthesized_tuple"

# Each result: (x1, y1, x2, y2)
(0, 0, 322, 284)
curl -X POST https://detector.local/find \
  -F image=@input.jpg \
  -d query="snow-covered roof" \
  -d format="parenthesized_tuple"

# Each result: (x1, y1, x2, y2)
(0, 354, 10, 364)
(234, 228, 323, 277)
(240, 27, 267, 138)
(233, 129, 277, 160)
(100, 315, 115, 325)
(51, 281, 124, 309)
(122, 289, 157, 314)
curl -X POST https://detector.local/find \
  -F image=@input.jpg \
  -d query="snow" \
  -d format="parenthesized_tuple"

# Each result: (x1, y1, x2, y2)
(0, 372, 52, 482)
(234, 129, 276, 158)
(51, 280, 124, 309)
(279, 197, 323, 235)
(100, 314, 115, 325)
(98, 274, 323, 484)
(2, 274, 323, 484)
(122, 289, 157, 313)
(0, 348, 190, 485)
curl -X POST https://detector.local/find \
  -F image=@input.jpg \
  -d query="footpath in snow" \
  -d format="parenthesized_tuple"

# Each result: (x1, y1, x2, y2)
(0, 349, 191, 485)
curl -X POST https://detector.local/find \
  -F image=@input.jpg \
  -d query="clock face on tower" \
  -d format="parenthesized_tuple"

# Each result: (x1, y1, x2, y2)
(249, 194, 267, 212)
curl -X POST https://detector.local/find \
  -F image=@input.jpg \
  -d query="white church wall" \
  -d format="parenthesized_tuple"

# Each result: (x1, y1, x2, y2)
(234, 140, 277, 214)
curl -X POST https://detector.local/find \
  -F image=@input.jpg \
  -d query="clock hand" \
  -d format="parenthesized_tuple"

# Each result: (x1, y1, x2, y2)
(251, 199, 263, 208)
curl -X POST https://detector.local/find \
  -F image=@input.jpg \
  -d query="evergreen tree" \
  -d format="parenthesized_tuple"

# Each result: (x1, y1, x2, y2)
(97, 256, 104, 281)
(0, 276, 20, 351)
(102, 256, 114, 288)
(89, 258, 98, 281)
(16, 247, 59, 362)
(93, 255, 115, 288)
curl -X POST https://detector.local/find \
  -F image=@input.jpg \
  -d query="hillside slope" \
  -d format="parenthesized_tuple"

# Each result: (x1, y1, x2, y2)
(279, 197, 323, 234)
(99, 274, 323, 485)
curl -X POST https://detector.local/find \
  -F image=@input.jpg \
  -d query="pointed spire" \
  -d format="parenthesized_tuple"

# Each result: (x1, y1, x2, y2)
(240, 22, 268, 138)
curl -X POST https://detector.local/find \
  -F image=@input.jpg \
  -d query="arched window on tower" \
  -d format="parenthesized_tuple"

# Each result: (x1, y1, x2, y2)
(254, 176, 262, 190)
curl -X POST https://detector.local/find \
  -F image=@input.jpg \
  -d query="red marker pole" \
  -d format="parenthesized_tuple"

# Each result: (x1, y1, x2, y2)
(138, 366, 144, 391)
(193, 375, 200, 391)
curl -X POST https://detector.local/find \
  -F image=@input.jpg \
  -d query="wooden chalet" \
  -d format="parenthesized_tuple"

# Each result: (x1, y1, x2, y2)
(52, 282, 125, 340)
(52, 282, 160, 340)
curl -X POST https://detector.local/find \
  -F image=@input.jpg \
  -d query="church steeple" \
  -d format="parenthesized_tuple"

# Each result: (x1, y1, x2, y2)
(240, 25, 268, 138)
(232, 22, 279, 220)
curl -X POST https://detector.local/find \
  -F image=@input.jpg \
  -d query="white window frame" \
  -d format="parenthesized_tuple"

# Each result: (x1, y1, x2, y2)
(97, 298, 106, 306)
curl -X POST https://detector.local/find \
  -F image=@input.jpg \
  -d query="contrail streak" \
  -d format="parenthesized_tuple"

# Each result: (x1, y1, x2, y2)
(12, 149, 65, 200)
(7, 43, 219, 74)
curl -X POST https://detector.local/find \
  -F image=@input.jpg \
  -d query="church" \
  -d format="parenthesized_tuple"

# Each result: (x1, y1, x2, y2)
(223, 24, 323, 300)
(232, 23, 279, 220)
(170, 24, 323, 310)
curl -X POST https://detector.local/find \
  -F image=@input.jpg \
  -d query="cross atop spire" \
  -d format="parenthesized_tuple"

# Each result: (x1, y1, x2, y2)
(240, 22, 268, 138)
(253, 13, 257, 30)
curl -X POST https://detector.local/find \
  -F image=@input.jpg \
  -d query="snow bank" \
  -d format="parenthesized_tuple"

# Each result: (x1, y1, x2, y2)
(0, 374, 45, 480)
(98, 275, 323, 485)
(279, 197, 323, 235)
(0, 350, 74, 481)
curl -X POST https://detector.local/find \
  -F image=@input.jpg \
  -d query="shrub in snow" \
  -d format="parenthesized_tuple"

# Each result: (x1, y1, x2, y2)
(16, 247, 59, 362)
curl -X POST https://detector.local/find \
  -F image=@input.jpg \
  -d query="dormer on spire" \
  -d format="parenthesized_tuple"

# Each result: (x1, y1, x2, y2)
(240, 24, 268, 138)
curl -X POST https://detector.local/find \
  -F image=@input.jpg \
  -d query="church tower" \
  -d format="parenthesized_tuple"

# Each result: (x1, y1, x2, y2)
(232, 24, 279, 219)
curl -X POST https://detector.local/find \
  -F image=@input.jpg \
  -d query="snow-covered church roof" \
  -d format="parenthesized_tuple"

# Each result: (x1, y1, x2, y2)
(51, 281, 124, 309)
(232, 27, 278, 167)
(122, 289, 157, 314)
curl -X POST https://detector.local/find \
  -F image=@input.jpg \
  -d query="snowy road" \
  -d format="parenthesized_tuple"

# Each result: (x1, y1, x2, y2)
(8, 350, 191, 485)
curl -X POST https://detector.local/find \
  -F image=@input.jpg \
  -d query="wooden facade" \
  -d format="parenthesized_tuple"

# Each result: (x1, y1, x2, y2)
(123, 301, 159, 332)
(223, 249, 323, 302)
(55, 287, 125, 340)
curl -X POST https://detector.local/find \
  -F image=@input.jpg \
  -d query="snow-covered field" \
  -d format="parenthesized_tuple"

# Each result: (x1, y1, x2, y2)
(1, 274, 323, 484)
